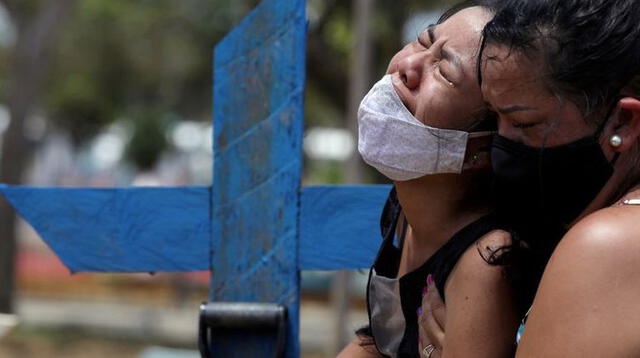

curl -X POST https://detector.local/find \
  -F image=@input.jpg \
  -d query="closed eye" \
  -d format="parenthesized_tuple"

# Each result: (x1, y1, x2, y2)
(511, 121, 539, 129)
(435, 63, 454, 86)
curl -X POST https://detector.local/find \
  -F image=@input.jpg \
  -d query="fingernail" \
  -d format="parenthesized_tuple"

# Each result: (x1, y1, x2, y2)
(427, 274, 434, 286)
(417, 307, 422, 316)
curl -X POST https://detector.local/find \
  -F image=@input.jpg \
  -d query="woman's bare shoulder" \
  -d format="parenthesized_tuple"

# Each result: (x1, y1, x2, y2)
(515, 206, 640, 357)
(553, 205, 640, 264)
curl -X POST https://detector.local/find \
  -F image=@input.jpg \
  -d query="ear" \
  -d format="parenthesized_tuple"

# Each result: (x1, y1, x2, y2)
(607, 97, 640, 153)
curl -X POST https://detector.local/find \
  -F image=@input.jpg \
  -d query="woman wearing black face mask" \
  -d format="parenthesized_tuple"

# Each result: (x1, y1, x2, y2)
(418, 0, 640, 356)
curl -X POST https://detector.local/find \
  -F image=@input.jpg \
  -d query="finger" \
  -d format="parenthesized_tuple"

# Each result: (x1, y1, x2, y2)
(421, 279, 445, 351)
(425, 278, 446, 330)
(421, 304, 445, 351)
(417, 305, 430, 352)
(419, 320, 442, 358)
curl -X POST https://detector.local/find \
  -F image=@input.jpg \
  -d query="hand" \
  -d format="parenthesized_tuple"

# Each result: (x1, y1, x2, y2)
(418, 275, 446, 358)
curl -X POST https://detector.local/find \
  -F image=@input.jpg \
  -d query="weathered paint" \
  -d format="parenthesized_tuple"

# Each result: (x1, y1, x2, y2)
(210, 0, 306, 356)
(0, 186, 210, 272)
(0, 183, 390, 273)
(0, 0, 395, 356)
(299, 185, 391, 271)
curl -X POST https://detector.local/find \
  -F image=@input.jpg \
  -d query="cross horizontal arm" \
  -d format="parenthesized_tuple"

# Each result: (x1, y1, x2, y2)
(299, 185, 391, 271)
(0, 184, 391, 273)
(0, 185, 211, 273)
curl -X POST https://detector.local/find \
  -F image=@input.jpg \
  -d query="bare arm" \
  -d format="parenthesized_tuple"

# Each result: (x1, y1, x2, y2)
(432, 230, 519, 358)
(516, 207, 640, 358)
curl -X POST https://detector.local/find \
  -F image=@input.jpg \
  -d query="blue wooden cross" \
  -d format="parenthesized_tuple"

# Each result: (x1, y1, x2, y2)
(0, 0, 390, 356)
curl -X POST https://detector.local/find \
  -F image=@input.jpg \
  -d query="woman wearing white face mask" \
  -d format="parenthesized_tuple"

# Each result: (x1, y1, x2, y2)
(337, 1, 551, 358)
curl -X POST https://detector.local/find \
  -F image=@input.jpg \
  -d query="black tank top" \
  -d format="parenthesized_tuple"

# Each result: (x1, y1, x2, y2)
(366, 187, 509, 358)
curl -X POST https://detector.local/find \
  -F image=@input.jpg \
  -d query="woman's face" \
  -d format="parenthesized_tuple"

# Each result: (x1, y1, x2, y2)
(386, 6, 494, 130)
(480, 44, 595, 147)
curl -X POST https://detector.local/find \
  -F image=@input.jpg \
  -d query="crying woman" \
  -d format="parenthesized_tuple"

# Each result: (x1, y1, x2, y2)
(337, 1, 561, 358)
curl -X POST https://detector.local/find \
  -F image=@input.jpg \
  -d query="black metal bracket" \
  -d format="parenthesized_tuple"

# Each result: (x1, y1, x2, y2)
(198, 302, 287, 358)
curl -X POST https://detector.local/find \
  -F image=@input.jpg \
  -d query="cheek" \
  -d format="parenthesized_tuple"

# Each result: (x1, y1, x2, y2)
(498, 120, 593, 148)
(418, 85, 482, 129)
(546, 118, 593, 146)
(497, 118, 526, 143)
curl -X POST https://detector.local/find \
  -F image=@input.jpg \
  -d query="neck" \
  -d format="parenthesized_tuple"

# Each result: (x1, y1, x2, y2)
(395, 170, 491, 252)
(576, 151, 640, 224)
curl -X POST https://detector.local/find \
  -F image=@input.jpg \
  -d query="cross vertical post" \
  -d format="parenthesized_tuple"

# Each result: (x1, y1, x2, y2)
(209, 0, 306, 356)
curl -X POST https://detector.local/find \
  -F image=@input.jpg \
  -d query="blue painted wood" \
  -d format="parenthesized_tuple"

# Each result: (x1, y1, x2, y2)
(300, 185, 392, 271)
(210, 0, 306, 356)
(0, 185, 211, 272)
(0, 182, 390, 274)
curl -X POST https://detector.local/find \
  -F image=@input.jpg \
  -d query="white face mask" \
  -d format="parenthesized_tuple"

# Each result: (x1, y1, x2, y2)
(358, 75, 490, 181)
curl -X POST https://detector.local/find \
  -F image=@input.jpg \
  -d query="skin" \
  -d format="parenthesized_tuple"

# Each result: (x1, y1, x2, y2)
(419, 232, 519, 358)
(418, 43, 640, 357)
(338, 7, 521, 358)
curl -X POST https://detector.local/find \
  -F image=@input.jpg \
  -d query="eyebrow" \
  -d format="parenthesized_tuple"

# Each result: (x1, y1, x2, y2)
(427, 25, 436, 44)
(490, 104, 538, 114)
(428, 25, 464, 73)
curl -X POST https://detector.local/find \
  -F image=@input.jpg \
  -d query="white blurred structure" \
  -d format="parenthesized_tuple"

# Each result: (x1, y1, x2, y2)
(24, 118, 214, 187)
(304, 127, 354, 161)
(0, 4, 16, 48)
(0, 313, 17, 339)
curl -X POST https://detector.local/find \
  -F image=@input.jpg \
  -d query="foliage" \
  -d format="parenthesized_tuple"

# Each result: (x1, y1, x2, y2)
(2, 0, 462, 172)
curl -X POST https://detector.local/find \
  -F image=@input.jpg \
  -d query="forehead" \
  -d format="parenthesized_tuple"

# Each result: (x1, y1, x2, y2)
(480, 44, 591, 146)
(480, 45, 549, 103)
(436, 6, 493, 59)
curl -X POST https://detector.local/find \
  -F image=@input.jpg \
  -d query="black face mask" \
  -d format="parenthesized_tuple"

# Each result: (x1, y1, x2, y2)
(491, 134, 615, 229)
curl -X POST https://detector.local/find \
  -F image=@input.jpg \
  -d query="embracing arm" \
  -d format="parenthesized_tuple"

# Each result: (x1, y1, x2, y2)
(516, 207, 640, 358)
(435, 230, 519, 358)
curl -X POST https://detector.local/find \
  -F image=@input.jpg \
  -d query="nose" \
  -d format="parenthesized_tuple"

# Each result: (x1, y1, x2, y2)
(397, 52, 427, 90)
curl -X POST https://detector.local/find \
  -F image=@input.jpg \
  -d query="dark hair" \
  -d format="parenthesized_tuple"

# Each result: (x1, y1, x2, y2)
(438, 0, 501, 24)
(482, 0, 640, 122)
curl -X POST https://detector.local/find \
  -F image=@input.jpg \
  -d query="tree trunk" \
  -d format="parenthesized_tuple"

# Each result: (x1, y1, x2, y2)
(330, 0, 375, 355)
(0, 0, 75, 314)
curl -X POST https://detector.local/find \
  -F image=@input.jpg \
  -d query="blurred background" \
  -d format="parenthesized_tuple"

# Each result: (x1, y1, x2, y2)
(0, 0, 460, 357)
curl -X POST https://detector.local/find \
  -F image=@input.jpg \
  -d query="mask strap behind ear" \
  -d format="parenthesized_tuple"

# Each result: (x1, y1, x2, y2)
(595, 96, 622, 139)
(611, 152, 621, 167)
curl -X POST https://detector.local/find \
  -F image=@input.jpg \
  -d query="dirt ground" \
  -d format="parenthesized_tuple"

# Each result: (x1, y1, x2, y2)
(0, 326, 146, 358)
(0, 325, 329, 358)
